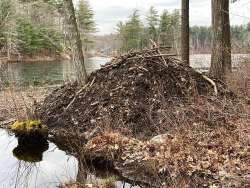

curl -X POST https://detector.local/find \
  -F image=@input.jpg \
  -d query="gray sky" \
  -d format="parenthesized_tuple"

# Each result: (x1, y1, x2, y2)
(85, 0, 250, 35)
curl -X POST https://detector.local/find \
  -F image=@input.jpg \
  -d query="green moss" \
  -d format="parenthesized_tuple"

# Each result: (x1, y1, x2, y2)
(10, 120, 48, 136)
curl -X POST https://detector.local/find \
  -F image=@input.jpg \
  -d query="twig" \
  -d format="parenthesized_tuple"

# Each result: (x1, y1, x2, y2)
(127, 54, 177, 60)
(65, 77, 96, 111)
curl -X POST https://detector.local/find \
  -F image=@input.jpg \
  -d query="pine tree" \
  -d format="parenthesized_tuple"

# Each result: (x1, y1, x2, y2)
(76, 0, 96, 51)
(118, 10, 143, 52)
(170, 9, 181, 53)
(146, 6, 159, 43)
(159, 10, 172, 47)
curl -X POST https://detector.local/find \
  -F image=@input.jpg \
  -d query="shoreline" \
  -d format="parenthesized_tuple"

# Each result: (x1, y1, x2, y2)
(1, 54, 110, 63)
(0, 53, 70, 64)
(1, 52, 249, 64)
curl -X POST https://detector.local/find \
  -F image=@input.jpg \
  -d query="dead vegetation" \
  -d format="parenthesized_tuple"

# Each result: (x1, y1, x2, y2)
(34, 48, 250, 187)
(36, 47, 225, 138)
(227, 59, 250, 99)
(0, 87, 48, 128)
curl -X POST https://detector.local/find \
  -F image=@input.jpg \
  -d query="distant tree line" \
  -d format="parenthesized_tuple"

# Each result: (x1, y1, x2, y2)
(116, 7, 181, 53)
(191, 24, 250, 52)
(0, 0, 95, 59)
(116, 6, 250, 53)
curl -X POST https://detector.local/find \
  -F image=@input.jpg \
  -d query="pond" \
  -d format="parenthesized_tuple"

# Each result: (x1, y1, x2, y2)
(0, 129, 140, 188)
(0, 54, 248, 89)
(0, 129, 77, 188)
(0, 57, 110, 88)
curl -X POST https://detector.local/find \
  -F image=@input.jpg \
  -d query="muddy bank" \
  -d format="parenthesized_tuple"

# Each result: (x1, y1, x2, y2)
(35, 48, 249, 187)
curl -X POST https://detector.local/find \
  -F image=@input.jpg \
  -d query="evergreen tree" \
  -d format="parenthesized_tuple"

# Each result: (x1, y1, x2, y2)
(170, 9, 181, 53)
(159, 10, 172, 47)
(118, 10, 143, 52)
(0, 0, 64, 57)
(146, 6, 159, 43)
(76, 0, 96, 51)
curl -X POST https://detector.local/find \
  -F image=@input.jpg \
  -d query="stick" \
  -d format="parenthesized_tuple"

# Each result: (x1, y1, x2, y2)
(127, 54, 177, 60)
(202, 75, 218, 96)
(65, 77, 96, 111)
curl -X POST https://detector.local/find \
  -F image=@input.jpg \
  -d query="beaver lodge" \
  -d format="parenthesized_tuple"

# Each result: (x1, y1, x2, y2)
(36, 47, 250, 187)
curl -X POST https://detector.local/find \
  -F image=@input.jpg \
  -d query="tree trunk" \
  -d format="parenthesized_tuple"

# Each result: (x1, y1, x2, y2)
(210, 0, 232, 80)
(181, 0, 189, 65)
(63, 0, 87, 85)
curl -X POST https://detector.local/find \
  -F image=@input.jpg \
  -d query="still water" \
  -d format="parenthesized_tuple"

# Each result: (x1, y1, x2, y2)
(1, 54, 248, 88)
(0, 129, 78, 188)
(0, 129, 140, 188)
(1, 57, 110, 88)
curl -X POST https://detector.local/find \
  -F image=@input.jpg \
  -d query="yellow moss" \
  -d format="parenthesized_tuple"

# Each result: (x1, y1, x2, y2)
(10, 120, 48, 136)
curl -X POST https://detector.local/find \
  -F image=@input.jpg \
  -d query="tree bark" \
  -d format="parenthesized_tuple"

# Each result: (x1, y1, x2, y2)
(210, 0, 232, 80)
(63, 0, 87, 85)
(181, 0, 189, 65)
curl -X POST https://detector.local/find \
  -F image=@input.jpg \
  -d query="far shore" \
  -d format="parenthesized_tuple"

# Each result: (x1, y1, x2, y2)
(1, 53, 111, 64)
(1, 51, 249, 64)
(5, 54, 70, 63)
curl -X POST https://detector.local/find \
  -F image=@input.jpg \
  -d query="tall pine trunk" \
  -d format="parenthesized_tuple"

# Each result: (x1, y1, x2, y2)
(210, 0, 231, 80)
(63, 0, 87, 85)
(181, 0, 189, 65)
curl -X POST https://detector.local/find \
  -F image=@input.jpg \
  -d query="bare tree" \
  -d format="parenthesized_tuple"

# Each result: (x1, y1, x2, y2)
(210, 0, 232, 80)
(63, 0, 88, 85)
(181, 0, 189, 65)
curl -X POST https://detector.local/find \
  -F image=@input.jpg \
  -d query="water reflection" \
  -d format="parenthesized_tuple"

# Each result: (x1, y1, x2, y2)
(0, 129, 140, 188)
(3, 57, 110, 88)
(13, 136, 49, 163)
(0, 129, 78, 188)
(1, 54, 249, 88)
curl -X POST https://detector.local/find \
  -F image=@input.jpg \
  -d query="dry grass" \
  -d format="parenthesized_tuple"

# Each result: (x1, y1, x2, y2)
(0, 87, 47, 124)
(227, 59, 250, 98)
(59, 176, 117, 188)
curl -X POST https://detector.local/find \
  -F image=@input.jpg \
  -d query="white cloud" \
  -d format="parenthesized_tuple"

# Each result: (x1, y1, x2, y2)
(84, 0, 250, 35)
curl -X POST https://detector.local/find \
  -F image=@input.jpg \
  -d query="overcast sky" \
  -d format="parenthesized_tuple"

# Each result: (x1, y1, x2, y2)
(84, 0, 250, 35)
